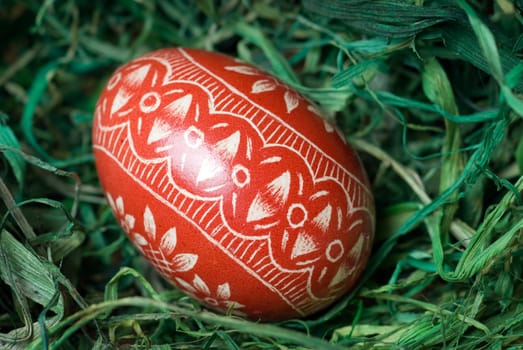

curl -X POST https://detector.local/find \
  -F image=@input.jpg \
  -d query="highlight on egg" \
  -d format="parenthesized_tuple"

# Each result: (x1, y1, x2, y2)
(92, 47, 375, 321)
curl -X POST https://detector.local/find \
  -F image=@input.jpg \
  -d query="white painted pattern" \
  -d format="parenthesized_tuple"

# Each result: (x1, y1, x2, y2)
(111, 89, 131, 115)
(176, 49, 370, 197)
(287, 203, 308, 228)
(284, 90, 300, 113)
(140, 91, 162, 113)
(247, 193, 277, 223)
(160, 227, 178, 255)
(147, 118, 172, 144)
(215, 131, 241, 159)
(311, 204, 333, 233)
(252, 79, 277, 93)
(267, 171, 291, 203)
(165, 94, 193, 119)
(94, 48, 374, 316)
(291, 232, 318, 259)
(99, 140, 307, 314)
(96, 127, 351, 314)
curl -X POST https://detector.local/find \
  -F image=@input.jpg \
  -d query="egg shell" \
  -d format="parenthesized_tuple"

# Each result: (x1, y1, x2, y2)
(92, 47, 375, 321)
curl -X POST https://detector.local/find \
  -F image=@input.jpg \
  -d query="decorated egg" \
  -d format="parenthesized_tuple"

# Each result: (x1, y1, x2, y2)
(92, 47, 375, 321)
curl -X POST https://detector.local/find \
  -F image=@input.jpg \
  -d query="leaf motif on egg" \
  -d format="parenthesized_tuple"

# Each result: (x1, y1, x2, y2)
(105, 192, 199, 275)
(175, 274, 246, 315)
(251, 79, 277, 93)
(225, 65, 302, 114)
(224, 65, 260, 75)
(170, 253, 198, 272)
(284, 90, 300, 113)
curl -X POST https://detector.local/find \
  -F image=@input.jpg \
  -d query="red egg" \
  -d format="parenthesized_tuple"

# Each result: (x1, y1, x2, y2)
(92, 47, 374, 321)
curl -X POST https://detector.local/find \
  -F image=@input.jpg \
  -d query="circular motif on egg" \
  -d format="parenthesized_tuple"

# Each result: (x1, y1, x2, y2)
(92, 47, 375, 321)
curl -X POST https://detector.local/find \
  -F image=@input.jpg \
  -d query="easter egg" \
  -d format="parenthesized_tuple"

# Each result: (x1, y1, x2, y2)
(92, 47, 375, 321)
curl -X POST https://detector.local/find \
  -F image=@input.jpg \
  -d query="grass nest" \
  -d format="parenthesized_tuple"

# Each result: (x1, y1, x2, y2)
(1, 0, 523, 349)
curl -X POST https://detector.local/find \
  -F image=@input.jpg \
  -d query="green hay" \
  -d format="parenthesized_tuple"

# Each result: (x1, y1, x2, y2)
(1, 0, 523, 349)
